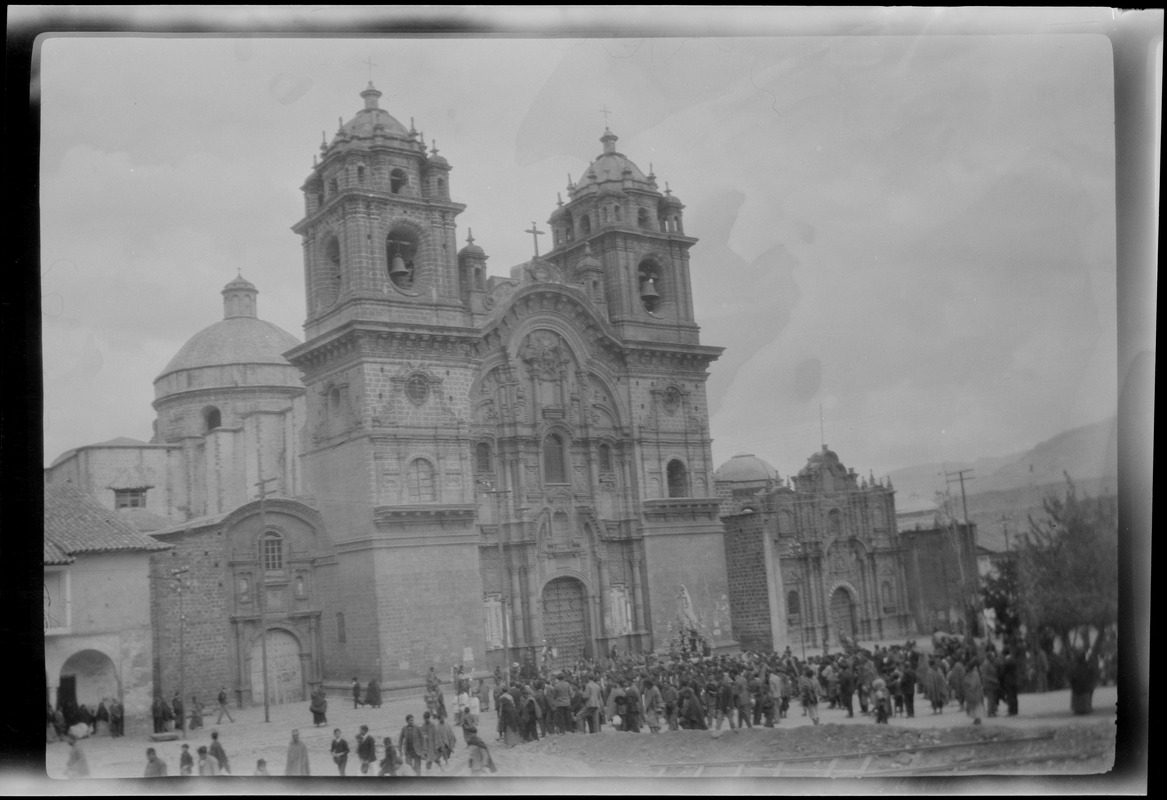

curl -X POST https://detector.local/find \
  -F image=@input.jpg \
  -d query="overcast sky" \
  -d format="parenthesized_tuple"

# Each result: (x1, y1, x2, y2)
(39, 16, 1120, 479)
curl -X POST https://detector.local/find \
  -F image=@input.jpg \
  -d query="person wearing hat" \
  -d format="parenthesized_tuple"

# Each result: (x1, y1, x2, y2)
(398, 714, 424, 776)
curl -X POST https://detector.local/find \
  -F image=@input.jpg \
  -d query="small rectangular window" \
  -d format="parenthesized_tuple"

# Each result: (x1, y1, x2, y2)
(336, 612, 346, 643)
(114, 489, 147, 509)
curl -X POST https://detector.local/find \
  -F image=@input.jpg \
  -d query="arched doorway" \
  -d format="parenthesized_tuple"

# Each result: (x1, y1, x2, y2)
(249, 629, 303, 706)
(541, 577, 588, 669)
(830, 587, 857, 642)
(59, 649, 119, 715)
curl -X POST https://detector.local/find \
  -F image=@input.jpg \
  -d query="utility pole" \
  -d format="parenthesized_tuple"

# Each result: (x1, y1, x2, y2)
(945, 468, 976, 634)
(255, 471, 279, 723)
(172, 568, 189, 739)
(945, 468, 974, 528)
(484, 486, 512, 688)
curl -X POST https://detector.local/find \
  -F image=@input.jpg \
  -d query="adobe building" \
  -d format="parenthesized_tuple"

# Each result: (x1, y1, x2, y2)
(44, 483, 171, 730)
(46, 81, 735, 703)
(716, 448, 916, 653)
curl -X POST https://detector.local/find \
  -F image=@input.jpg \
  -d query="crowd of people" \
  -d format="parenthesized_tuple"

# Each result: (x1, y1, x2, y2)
(53, 629, 1107, 779)
(478, 632, 1048, 740)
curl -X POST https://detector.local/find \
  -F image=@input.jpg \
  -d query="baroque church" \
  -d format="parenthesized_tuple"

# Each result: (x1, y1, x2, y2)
(715, 450, 916, 656)
(46, 82, 735, 708)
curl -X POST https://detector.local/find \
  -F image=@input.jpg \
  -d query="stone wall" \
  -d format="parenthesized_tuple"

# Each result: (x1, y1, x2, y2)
(149, 527, 234, 708)
(722, 511, 774, 651)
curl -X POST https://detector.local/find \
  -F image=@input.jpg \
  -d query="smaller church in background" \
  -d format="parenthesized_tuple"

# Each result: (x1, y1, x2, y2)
(715, 448, 980, 655)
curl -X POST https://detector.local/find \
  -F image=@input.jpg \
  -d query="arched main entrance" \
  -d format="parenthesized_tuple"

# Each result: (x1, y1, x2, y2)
(59, 649, 119, 713)
(830, 587, 857, 641)
(541, 577, 588, 669)
(249, 629, 303, 706)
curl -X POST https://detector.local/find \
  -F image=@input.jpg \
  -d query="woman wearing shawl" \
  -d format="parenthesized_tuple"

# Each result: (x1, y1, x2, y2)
(948, 659, 966, 708)
(364, 678, 382, 709)
(963, 657, 984, 724)
(680, 686, 707, 730)
(520, 686, 541, 742)
(924, 657, 949, 713)
(465, 727, 498, 775)
(497, 691, 522, 747)
(436, 714, 458, 766)
(309, 686, 329, 726)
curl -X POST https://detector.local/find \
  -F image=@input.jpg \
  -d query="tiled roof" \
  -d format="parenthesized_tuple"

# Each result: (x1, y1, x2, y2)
(118, 507, 178, 533)
(44, 538, 74, 565)
(44, 483, 171, 560)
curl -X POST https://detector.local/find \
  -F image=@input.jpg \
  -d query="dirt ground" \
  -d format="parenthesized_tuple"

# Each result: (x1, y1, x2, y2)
(36, 685, 1118, 789)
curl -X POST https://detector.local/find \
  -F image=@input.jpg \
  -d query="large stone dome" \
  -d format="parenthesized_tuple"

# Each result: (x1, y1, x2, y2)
(714, 453, 779, 484)
(155, 275, 301, 384)
(157, 317, 300, 379)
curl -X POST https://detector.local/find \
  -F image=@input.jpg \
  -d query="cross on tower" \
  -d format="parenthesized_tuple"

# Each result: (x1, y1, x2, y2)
(599, 104, 612, 127)
(363, 56, 378, 83)
(524, 222, 545, 258)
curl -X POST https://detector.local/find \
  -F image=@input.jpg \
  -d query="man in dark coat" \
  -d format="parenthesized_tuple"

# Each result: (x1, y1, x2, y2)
(352, 678, 363, 709)
(171, 692, 185, 732)
(900, 663, 917, 718)
(215, 686, 234, 724)
(398, 714, 425, 775)
(209, 730, 230, 774)
(151, 695, 166, 734)
(1000, 649, 1020, 716)
(109, 699, 124, 737)
(838, 663, 856, 718)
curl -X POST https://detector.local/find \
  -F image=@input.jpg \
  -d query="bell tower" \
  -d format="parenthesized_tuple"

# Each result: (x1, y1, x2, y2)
(286, 84, 485, 685)
(543, 128, 732, 654)
(545, 127, 699, 345)
(293, 82, 467, 341)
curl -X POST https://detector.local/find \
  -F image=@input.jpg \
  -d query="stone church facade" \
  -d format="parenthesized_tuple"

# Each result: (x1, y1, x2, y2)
(47, 81, 734, 701)
(286, 83, 732, 681)
(717, 448, 916, 654)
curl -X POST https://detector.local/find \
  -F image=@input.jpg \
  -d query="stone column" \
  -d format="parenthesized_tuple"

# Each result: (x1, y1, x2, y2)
(596, 556, 610, 639)
(306, 615, 320, 682)
(510, 567, 524, 650)
(630, 557, 646, 635)
(525, 565, 542, 648)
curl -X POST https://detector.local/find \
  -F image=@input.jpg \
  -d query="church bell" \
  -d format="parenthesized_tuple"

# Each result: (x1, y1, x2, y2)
(639, 276, 660, 302)
(389, 254, 410, 279)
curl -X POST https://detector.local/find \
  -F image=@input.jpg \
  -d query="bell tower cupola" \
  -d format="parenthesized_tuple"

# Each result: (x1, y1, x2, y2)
(292, 83, 468, 342)
(545, 127, 700, 345)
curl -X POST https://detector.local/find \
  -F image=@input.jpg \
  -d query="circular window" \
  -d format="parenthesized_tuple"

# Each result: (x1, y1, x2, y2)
(405, 375, 429, 405)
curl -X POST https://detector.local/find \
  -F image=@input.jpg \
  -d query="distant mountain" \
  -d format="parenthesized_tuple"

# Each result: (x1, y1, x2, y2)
(890, 416, 1118, 514)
